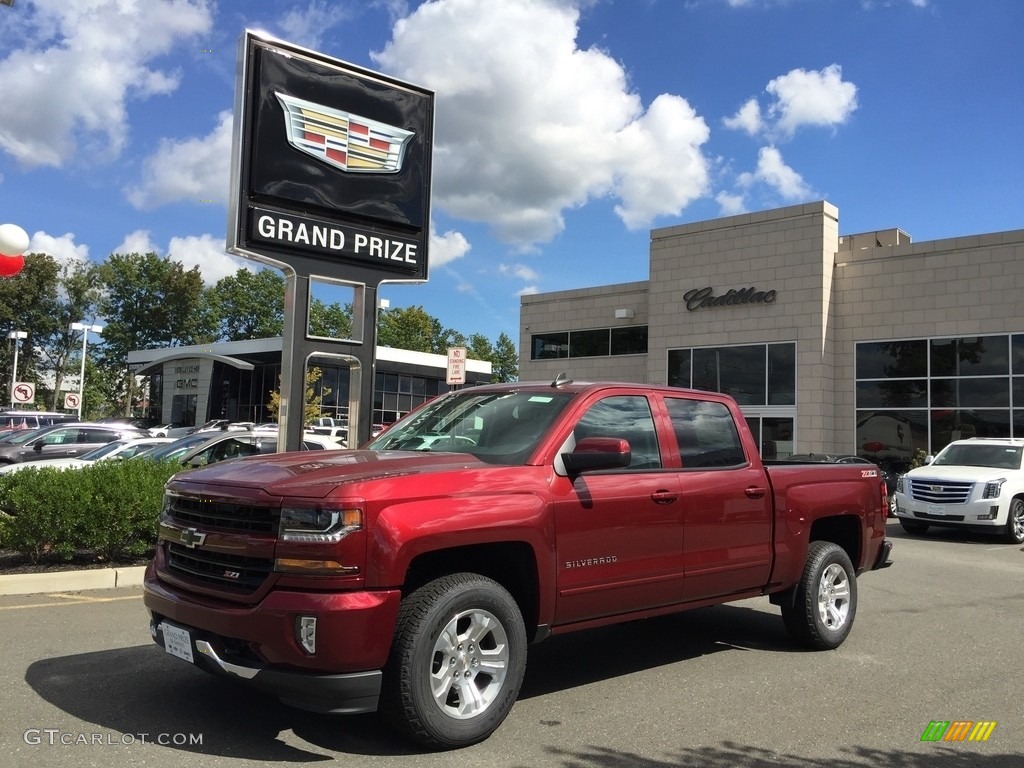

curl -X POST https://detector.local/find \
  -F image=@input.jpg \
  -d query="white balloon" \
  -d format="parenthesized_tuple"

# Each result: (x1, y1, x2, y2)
(0, 223, 30, 256)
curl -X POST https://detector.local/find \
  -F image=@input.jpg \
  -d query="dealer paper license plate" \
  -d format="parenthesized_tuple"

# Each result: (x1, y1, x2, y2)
(160, 623, 194, 663)
(927, 504, 946, 516)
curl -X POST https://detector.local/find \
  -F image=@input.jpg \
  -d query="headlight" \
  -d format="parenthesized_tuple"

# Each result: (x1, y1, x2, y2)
(896, 476, 905, 494)
(279, 505, 362, 543)
(982, 479, 1005, 499)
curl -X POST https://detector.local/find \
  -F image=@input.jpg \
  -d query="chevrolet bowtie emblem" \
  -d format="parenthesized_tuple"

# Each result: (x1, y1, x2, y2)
(179, 528, 207, 549)
(276, 92, 414, 174)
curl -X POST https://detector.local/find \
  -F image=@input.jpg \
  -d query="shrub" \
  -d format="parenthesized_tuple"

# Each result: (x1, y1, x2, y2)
(0, 459, 182, 563)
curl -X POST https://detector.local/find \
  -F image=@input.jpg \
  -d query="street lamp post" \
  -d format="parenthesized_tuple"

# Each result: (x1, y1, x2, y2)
(70, 322, 103, 420)
(8, 330, 27, 407)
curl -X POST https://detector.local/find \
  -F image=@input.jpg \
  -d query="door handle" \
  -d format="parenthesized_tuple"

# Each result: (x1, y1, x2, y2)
(745, 486, 767, 499)
(651, 490, 679, 504)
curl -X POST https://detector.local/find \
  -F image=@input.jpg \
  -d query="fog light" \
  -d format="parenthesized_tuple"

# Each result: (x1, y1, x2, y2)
(297, 616, 317, 655)
(977, 506, 999, 521)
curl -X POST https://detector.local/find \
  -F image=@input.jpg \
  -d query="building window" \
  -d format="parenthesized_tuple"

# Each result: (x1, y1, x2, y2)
(855, 333, 1018, 463)
(531, 327, 648, 360)
(532, 332, 569, 359)
(611, 326, 648, 355)
(667, 343, 796, 406)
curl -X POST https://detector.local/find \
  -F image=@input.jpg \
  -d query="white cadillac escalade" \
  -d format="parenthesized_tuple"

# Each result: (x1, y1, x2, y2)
(894, 438, 1024, 544)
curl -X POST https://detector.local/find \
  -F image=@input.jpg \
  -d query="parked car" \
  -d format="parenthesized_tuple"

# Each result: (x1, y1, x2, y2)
(0, 423, 149, 465)
(0, 410, 78, 432)
(149, 423, 195, 439)
(894, 437, 1024, 543)
(0, 436, 173, 474)
(142, 430, 341, 468)
(95, 416, 161, 430)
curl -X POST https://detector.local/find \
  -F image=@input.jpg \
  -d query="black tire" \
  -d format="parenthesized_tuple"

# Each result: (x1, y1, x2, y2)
(780, 541, 858, 650)
(381, 573, 527, 750)
(1003, 497, 1024, 545)
(899, 518, 929, 535)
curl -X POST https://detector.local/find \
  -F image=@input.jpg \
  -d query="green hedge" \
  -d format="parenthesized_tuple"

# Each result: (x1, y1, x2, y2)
(0, 459, 183, 563)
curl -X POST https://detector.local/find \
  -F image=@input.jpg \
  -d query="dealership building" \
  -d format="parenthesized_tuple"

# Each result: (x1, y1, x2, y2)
(128, 339, 491, 436)
(519, 200, 1024, 470)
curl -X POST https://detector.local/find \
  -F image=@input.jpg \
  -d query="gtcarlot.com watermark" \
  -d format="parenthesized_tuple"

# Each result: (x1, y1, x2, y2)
(24, 729, 203, 747)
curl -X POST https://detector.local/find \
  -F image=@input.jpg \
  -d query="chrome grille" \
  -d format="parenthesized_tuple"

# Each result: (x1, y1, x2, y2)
(166, 543, 273, 592)
(909, 479, 973, 505)
(166, 495, 277, 533)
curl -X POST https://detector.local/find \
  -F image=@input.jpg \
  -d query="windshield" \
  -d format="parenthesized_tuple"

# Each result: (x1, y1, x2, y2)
(79, 440, 129, 462)
(366, 390, 575, 465)
(4, 427, 51, 445)
(144, 433, 216, 461)
(932, 443, 1023, 470)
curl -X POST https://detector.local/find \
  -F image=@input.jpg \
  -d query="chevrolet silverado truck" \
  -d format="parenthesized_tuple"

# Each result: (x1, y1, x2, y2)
(893, 437, 1024, 543)
(144, 378, 892, 749)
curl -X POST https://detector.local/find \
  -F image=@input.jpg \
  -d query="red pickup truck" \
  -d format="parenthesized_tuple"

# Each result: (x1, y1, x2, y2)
(144, 378, 892, 749)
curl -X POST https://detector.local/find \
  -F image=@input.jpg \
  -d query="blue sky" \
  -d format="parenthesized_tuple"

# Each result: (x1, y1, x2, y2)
(1, 0, 1021, 348)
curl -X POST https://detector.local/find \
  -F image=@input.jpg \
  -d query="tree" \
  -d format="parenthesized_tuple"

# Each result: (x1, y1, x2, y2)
(205, 268, 285, 341)
(266, 367, 328, 425)
(35, 259, 104, 410)
(98, 252, 207, 415)
(377, 305, 463, 353)
(309, 298, 353, 339)
(0, 252, 63, 403)
(491, 333, 519, 382)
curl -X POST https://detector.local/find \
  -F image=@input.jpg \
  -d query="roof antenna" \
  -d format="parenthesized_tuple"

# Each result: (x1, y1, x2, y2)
(551, 372, 573, 388)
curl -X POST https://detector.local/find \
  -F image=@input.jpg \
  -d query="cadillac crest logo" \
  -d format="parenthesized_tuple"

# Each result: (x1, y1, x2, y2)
(276, 92, 414, 174)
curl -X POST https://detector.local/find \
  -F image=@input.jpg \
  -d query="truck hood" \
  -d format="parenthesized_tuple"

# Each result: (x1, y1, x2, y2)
(169, 449, 485, 499)
(906, 465, 1011, 483)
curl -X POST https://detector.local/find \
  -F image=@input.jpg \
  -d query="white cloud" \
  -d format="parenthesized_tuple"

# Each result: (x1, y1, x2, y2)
(126, 110, 233, 209)
(499, 263, 541, 283)
(114, 230, 159, 256)
(725, 64, 858, 140)
(738, 146, 813, 200)
(0, 0, 213, 169)
(373, 0, 711, 246)
(723, 98, 763, 136)
(716, 192, 747, 216)
(27, 231, 90, 267)
(766, 65, 858, 137)
(277, 1, 353, 51)
(167, 234, 247, 285)
(429, 226, 472, 268)
(517, 285, 540, 296)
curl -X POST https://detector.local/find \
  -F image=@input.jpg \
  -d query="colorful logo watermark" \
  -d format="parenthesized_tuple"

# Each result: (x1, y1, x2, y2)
(920, 721, 997, 742)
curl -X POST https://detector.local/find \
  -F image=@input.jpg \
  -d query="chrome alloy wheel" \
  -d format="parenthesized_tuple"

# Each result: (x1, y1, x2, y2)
(429, 608, 510, 720)
(1011, 499, 1024, 542)
(817, 563, 851, 631)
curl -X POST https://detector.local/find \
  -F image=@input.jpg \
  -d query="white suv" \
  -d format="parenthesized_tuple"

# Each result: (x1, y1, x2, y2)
(893, 438, 1024, 544)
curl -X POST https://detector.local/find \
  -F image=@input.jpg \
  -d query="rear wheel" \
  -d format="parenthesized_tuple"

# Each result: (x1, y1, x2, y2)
(899, 519, 929, 535)
(382, 573, 527, 750)
(1003, 497, 1024, 544)
(780, 541, 857, 650)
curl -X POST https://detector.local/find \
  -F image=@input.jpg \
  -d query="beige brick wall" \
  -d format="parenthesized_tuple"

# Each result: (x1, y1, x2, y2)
(519, 200, 1024, 454)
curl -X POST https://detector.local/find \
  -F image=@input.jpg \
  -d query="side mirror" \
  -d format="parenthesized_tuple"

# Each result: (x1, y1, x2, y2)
(924, 454, 934, 465)
(562, 437, 631, 476)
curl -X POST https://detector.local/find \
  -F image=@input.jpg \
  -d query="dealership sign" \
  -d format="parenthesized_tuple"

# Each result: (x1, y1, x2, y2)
(227, 31, 434, 282)
(683, 286, 778, 311)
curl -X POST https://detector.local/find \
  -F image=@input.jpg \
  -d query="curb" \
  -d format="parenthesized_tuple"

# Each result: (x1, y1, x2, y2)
(0, 566, 147, 597)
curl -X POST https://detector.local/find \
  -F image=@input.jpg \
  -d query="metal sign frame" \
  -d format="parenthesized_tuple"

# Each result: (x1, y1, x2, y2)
(226, 30, 434, 450)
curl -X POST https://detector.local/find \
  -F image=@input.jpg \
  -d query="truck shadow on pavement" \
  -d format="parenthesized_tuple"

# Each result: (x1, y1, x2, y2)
(24, 603, 794, 760)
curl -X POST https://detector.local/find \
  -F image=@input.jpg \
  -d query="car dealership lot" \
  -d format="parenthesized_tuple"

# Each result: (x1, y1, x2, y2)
(1, 522, 1021, 768)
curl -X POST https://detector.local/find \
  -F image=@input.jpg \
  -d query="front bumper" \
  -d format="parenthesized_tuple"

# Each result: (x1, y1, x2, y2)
(150, 618, 382, 714)
(894, 495, 1006, 528)
(144, 564, 402, 714)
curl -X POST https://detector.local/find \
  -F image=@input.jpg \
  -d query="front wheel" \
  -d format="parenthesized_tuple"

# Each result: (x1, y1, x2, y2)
(382, 573, 527, 750)
(780, 541, 858, 650)
(1003, 497, 1024, 544)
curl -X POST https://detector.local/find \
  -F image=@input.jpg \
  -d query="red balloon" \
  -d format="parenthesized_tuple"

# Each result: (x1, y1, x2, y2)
(0, 253, 25, 277)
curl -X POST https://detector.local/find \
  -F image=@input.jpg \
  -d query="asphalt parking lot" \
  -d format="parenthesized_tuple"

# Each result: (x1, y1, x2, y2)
(1, 520, 1021, 767)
